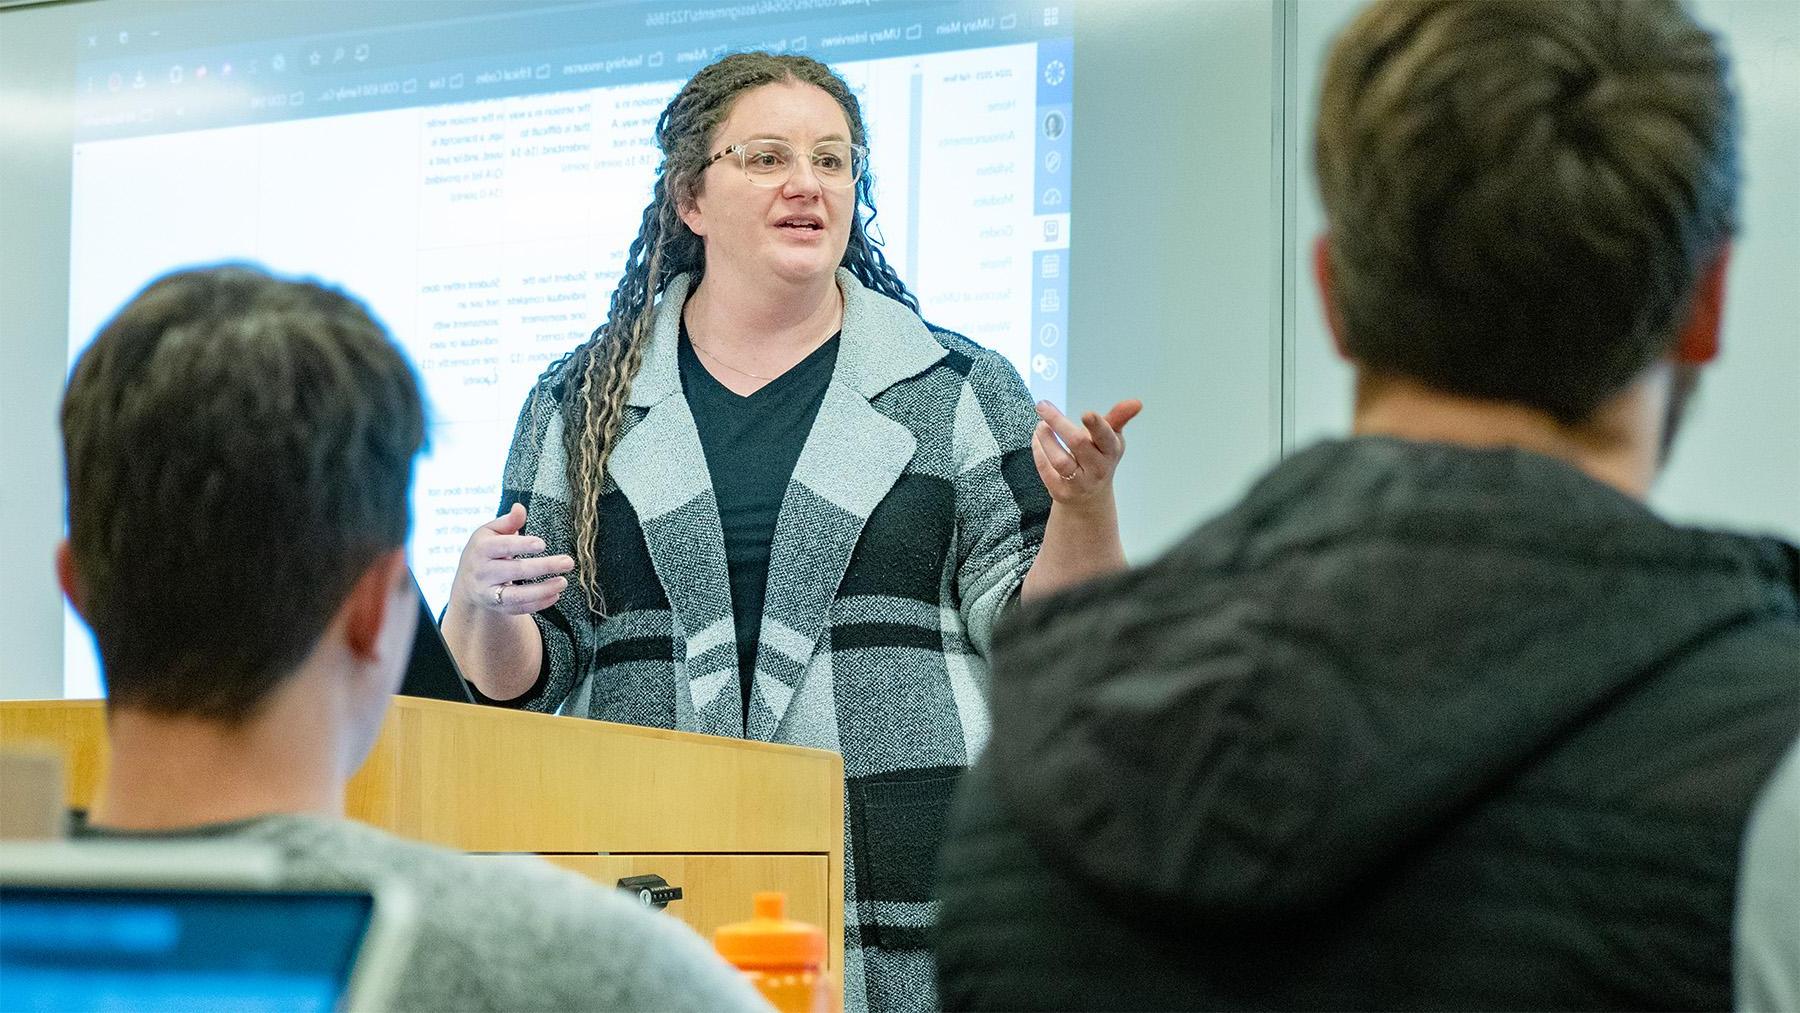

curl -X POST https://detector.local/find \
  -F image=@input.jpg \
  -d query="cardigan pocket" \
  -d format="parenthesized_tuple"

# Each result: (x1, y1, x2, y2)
(851, 766, 965, 950)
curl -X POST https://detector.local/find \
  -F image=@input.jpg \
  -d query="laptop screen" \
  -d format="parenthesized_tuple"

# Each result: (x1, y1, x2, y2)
(400, 570, 476, 704)
(0, 886, 374, 1012)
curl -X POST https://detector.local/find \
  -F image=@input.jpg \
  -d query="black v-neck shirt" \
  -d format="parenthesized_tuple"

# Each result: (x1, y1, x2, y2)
(678, 319, 841, 722)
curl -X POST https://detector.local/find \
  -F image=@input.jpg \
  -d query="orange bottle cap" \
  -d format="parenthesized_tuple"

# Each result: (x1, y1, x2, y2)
(713, 891, 826, 969)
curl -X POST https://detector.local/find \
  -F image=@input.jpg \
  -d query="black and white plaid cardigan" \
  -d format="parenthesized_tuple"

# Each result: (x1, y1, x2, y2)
(491, 269, 1049, 1013)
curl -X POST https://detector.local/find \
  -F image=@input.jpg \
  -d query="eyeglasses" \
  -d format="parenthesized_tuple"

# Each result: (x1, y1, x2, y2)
(704, 138, 868, 189)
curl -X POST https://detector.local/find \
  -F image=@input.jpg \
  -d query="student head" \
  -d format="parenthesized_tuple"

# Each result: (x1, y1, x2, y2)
(1313, 0, 1738, 464)
(57, 265, 426, 765)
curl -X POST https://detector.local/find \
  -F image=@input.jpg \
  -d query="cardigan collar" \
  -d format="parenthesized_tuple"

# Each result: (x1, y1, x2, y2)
(626, 268, 945, 407)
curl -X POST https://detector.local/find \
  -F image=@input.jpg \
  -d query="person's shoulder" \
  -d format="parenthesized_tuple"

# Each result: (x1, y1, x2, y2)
(1662, 609, 1800, 700)
(1649, 531, 1800, 682)
(432, 854, 767, 1011)
(923, 322, 985, 361)
(914, 324, 1032, 408)
(246, 816, 765, 1011)
(530, 346, 584, 405)
(920, 324, 1008, 376)
(262, 817, 652, 931)
(227, 814, 534, 892)
(1737, 741, 1800, 1012)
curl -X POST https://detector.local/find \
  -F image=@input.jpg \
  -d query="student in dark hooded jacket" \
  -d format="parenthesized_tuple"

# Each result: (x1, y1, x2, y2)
(932, 1, 1800, 1009)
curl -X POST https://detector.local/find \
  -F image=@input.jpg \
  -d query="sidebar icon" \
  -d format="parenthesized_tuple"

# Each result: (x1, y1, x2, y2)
(1031, 34, 1073, 406)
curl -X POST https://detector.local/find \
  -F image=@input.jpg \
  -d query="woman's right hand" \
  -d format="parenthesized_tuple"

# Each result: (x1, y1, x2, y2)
(454, 503, 575, 617)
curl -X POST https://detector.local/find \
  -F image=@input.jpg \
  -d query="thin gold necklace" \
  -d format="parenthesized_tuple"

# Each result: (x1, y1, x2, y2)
(690, 340, 781, 381)
(686, 290, 842, 383)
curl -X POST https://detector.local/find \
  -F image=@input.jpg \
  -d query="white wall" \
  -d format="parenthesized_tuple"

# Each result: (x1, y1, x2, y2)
(1073, 0, 1285, 561)
(0, 1, 77, 701)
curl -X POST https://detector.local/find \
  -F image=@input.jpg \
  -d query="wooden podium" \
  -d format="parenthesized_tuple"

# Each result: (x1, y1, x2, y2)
(0, 696, 846, 975)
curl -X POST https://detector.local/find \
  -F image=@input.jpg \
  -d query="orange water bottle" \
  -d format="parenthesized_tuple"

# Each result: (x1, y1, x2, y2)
(713, 891, 839, 1013)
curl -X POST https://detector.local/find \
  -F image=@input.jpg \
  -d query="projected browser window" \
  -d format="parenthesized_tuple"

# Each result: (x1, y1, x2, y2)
(62, 1, 1074, 698)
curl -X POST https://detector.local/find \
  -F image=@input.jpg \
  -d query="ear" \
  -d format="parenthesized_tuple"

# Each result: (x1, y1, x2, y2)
(676, 178, 708, 238)
(1312, 234, 1351, 361)
(1672, 245, 1730, 366)
(55, 540, 88, 620)
(341, 549, 409, 663)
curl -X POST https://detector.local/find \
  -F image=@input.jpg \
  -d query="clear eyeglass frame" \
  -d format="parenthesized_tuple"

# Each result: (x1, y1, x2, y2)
(704, 138, 868, 189)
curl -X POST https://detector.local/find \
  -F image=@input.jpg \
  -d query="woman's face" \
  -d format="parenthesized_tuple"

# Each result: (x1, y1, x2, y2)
(680, 80, 857, 290)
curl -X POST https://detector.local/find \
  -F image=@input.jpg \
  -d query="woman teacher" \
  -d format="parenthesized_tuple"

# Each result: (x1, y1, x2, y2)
(441, 52, 1139, 1013)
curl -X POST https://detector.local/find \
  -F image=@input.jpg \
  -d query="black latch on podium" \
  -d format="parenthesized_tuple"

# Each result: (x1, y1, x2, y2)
(617, 873, 683, 909)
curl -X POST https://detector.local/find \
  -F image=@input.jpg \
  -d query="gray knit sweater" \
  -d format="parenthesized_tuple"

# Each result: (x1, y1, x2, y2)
(84, 813, 771, 1013)
(490, 269, 1051, 1013)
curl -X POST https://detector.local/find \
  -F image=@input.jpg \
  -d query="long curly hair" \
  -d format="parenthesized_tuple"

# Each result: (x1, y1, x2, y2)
(556, 52, 915, 615)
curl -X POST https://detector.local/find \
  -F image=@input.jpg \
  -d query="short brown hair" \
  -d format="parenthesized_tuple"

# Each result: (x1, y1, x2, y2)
(62, 266, 425, 720)
(1316, 0, 1738, 424)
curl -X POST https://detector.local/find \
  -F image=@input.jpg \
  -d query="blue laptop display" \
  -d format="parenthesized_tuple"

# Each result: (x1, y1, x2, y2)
(1, 887, 372, 1012)
(0, 843, 413, 1013)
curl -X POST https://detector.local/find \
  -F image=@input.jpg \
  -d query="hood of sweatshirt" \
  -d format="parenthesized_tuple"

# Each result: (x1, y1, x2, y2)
(986, 437, 1799, 926)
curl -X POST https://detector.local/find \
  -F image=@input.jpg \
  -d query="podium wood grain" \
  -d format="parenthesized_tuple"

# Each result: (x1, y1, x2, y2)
(0, 696, 846, 977)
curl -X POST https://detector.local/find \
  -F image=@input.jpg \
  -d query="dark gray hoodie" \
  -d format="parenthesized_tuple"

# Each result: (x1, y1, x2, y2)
(936, 438, 1800, 1011)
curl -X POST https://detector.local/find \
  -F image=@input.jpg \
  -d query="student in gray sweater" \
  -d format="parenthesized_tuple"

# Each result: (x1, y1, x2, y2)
(1739, 741, 1800, 1012)
(56, 265, 768, 1013)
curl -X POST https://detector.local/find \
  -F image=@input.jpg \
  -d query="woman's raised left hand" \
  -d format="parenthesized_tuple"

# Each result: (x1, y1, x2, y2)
(1031, 399, 1143, 508)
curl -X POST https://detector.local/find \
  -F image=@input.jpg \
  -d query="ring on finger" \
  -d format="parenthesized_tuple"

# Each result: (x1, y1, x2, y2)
(495, 585, 505, 607)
